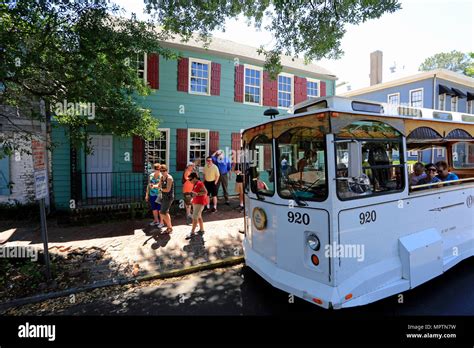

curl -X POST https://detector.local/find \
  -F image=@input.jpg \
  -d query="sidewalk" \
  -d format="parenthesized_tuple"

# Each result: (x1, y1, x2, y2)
(0, 198, 245, 303)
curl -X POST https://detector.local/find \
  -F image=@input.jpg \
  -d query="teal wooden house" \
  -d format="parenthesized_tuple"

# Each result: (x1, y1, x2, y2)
(50, 36, 337, 211)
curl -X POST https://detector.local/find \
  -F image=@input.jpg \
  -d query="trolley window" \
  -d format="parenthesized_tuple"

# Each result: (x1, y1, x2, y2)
(452, 142, 474, 169)
(247, 134, 274, 196)
(276, 127, 327, 202)
(335, 121, 405, 200)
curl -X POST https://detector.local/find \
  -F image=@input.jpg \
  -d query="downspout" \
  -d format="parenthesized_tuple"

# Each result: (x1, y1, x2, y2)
(431, 74, 437, 163)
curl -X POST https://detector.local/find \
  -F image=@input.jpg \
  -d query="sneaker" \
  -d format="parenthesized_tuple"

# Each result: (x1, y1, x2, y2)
(156, 223, 165, 228)
(186, 215, 192, 225)
(211, 207, 217, 213)
(185, 232, 196, 240)
(149, 221, 158, 226)
(225, 201, 230, 206)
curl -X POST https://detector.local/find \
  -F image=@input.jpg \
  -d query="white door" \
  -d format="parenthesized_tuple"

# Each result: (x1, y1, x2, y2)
(86, 135, 113, 198)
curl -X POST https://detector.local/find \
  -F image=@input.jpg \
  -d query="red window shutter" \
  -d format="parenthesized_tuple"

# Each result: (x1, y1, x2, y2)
(209, 131, 219, 155)
(231, 132, 241, 164)
(263, 144, 272, 170)
(263, 72, 278, 107)
(211, 62, 221, 96)
(147, 53, 159, 89)
(294, 76, 307, 104)
(132, 136, 145, 173)
(176, 129, 188, 171)
(320, 81, 326, 97)
(177, 58, 189, 92)
(231, 133, 241, 153)
(234, 64, 244, 102)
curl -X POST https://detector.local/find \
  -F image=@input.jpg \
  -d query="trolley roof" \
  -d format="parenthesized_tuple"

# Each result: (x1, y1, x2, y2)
(242, 96, 474, 134)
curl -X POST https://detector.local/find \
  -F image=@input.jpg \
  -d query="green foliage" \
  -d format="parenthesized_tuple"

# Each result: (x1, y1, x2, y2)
(145, 0, 401, 69)
(419, 50, 473, 76)
(465, 52, 474, 77)
(1, 0, 177, 153)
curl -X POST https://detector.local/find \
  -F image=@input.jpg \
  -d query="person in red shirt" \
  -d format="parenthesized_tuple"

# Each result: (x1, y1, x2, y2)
(185, 172, 208, 240)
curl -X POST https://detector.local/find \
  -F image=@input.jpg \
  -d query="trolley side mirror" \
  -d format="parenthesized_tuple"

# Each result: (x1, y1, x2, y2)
(347, 140, 363, 178)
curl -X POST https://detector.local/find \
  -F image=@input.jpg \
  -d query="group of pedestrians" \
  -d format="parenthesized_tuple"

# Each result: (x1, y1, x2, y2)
(146, 149, 243, 240)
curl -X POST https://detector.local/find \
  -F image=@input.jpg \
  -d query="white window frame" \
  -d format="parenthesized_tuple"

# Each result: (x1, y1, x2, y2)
(438, 93, 446, 111)
(187, 128, 210, 170)
(131, 52, 147, 84)
(277, 72, 294, 109)
(387, 92, 400, 105)
(409, 88, 424, 108)
(451, 96, 458, 112)
(188, 57, 212, 96)
(157, 128, 170, 166)
(306, 78, 320, 98)
(243, 64, 263, 106)
(408, 150, 419, 157)
(468, 99, 474, 114)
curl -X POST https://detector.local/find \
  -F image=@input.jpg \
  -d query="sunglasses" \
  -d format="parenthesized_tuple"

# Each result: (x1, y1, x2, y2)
(160, 170, 167, 172)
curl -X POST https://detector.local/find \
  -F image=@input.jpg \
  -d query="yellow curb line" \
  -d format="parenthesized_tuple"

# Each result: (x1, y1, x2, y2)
(137, 255, 245, 282)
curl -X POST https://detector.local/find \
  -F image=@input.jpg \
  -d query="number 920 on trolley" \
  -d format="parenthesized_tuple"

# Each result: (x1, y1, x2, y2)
(241, 96, 474, 309)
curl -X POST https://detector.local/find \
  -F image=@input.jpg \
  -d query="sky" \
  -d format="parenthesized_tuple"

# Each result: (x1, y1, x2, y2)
(115, 0, 474, 93)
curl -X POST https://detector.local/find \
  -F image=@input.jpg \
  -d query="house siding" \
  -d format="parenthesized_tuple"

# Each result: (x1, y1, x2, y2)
(51, 126, 71, 209)
(353, 78, 434, 108)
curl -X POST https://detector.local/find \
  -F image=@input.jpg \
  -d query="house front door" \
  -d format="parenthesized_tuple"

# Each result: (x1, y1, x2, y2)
(86, 135, 113, 198)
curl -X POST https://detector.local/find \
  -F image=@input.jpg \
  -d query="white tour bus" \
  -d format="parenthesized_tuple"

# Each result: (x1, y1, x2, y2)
(241, 96, 474, 309)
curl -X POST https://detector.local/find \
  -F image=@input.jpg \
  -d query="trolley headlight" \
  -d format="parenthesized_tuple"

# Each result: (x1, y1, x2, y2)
(307, 234, 320, 251)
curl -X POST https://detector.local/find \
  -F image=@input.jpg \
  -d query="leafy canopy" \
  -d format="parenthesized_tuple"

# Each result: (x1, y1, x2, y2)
(419, 50, 474, 77)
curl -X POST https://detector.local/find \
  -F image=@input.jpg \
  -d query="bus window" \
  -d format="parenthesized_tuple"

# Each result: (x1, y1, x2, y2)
(248, 135, 274, 196)
(452, 142, 474, 168)
(276, 127, 327, 201)
(335, 121, 405, 200)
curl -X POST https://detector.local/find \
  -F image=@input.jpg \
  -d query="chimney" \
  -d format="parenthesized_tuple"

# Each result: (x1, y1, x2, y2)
(369, 50, 383, 86)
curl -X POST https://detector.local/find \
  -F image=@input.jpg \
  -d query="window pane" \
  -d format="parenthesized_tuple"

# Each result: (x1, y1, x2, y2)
(453, 142, 474, 168)
(278, 75, 292, 107)
(189, 131, 208, 167)
(335, 121, 404, 199)
(244, 68, 261, 104)
(190, 61, 210, 94)
(277, 128, 327, 201)
(146, 131, 168, 172)
(248, 135, 274, 195)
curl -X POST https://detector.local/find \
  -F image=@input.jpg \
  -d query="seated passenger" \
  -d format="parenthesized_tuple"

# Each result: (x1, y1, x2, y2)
(435, 161, 459, 182)
(253, 172, 269, 191)
(416, 163, 441, 187)
(409, 162, 427, 186)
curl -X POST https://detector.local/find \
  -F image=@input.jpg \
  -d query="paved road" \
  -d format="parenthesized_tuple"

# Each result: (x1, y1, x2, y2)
(24, 256, 474, 316)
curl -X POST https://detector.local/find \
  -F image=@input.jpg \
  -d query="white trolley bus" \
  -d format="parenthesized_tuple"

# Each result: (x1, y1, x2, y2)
(241, 96, 474, 309)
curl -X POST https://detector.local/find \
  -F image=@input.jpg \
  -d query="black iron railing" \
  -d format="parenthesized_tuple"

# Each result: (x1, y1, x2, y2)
(72, 171, 147, 207)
